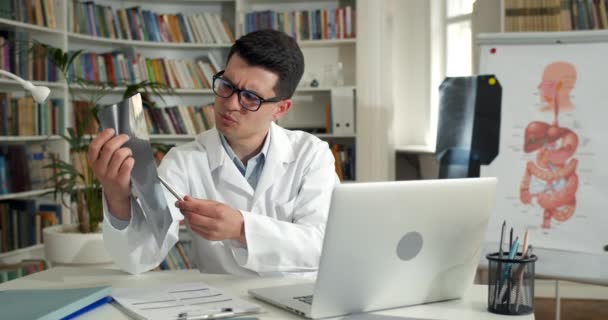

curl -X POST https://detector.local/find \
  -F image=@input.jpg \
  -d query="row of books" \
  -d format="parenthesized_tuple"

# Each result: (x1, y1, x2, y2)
(330, 143, 355, 181)
(0, 145, 57, 194)
(67, 51, 223, 90)
(72, 99, 217, 136)
(505, 0, 608, 32)
(0, 93, 65, 136)
(0, 0, 57, 28)
(0, 31, 60, 83)
(155, 241, 193, 271)
(0, 259, 48, 283)
(566, 0, 608, 30)
(244, 7, 356, 40)
(0, 200, 61, 253)
(69, 0, 235, 44)
(144, 104, 216, 136)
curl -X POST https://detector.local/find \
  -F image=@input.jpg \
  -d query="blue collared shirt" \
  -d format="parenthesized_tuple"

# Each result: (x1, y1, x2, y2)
(219, 132, 270, 190)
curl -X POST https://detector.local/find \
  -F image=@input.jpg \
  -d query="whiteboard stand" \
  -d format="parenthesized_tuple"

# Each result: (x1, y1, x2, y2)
(476, 31, 608, 287)
(555, 280, 561, 320)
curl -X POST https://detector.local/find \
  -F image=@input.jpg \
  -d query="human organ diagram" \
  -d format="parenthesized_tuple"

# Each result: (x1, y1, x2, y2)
(519, 62, 579, 229)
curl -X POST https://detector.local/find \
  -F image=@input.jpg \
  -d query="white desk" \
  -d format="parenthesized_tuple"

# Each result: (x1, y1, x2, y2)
(0, 267, 534, 319)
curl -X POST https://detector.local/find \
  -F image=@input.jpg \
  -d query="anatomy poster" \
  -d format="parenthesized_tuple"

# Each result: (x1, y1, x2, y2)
(479, 42, 608, 254)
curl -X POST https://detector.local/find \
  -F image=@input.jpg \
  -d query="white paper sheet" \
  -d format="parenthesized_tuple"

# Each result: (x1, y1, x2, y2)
(112, 282, 261, 320)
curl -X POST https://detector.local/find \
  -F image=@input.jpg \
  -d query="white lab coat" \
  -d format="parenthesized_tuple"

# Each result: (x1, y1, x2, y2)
(103, 122, 339, 277)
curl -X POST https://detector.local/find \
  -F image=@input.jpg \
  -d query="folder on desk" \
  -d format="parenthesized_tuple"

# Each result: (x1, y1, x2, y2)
(0, 286, 112, 320)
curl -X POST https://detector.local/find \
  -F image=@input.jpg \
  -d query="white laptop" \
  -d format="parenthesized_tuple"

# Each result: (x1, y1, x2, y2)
(249, 177, 497, 319)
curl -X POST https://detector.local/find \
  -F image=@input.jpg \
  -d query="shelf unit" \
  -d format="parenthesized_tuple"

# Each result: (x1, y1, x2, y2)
(0, 0, 357, 262)
(67, 32, 233, 48)
(0, 136, 63, 143)
(0, 189, 55, 202)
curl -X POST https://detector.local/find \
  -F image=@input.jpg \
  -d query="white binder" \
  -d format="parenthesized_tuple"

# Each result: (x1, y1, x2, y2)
(330, 87, 355, 135)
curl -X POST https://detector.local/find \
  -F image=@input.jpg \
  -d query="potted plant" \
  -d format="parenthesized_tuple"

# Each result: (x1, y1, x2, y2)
(32, 43, 168, 266)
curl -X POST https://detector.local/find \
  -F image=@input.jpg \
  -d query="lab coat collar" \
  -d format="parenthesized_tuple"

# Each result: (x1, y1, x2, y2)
(253, 122, 296, 203)
(197, 127, 225, 172)
(196, 123, 295, 199)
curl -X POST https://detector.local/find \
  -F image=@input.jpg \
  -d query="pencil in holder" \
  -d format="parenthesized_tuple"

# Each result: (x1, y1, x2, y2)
(486, 252, 537, 315)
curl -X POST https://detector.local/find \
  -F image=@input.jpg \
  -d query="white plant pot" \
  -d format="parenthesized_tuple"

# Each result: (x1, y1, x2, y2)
(43, 224, 113, 267)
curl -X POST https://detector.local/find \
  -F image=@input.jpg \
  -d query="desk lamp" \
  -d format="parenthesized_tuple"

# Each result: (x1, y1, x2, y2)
(0, 69, 50, 103)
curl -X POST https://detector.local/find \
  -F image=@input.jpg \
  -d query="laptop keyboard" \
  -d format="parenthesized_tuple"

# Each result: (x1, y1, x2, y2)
(293, 295, 313, 305)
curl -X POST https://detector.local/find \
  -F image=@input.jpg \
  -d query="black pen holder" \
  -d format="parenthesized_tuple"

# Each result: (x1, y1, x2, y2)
(486, 252, 537, 315)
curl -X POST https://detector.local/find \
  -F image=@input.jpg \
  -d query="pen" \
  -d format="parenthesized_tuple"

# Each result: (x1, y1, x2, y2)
(521, 229, 529, 259)
(505, 237, 519, 262)
(176, 309, 258, 320)
(509, 227, 513, 254)
(499, 221, 506, 257)
(494, 221, 506, 307)
(497, 237, 519, 304)
(515, 245, 533, 312)
(158, 175, 184, 201)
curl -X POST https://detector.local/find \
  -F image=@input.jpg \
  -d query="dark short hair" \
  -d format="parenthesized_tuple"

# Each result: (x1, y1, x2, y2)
(227, 30, 304, 99)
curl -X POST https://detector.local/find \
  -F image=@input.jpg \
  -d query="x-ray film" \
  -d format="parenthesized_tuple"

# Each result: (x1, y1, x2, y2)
(96, 93, 172, 248)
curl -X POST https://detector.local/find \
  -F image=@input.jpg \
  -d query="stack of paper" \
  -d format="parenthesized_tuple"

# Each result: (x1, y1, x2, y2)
(112, 282, 261, 320)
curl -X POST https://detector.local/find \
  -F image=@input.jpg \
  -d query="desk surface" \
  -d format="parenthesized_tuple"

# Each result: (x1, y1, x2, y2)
(0, 267, 534, 320)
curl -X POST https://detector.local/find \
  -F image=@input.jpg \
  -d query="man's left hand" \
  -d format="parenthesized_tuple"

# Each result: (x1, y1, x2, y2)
(176, 196, 246, 243)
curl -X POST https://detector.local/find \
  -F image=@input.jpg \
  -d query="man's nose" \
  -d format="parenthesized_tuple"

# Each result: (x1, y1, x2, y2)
(223, 92, 242, 111)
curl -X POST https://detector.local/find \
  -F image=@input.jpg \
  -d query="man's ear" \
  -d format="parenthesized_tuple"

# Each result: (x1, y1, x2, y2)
(272, 99, 292, 121)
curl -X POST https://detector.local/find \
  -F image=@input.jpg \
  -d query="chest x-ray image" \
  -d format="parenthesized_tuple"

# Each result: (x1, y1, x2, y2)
(96, 93, 171, 248)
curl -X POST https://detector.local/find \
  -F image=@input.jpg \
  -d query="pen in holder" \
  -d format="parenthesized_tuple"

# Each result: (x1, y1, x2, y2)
(486, 252, 537, 315)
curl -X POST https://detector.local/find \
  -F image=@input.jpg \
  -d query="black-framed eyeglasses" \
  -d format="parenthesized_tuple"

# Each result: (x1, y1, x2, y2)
(212, 70, 283, 112)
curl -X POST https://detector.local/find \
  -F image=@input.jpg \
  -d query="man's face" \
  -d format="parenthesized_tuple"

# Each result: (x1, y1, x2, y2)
(214, 54, 291, 142)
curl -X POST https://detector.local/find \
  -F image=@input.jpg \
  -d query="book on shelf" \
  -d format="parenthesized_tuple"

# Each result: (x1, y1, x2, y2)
(0, 31, 60, 83)
(70, 0, 234, 44)
(329, 143, 355, 181)
(26, 145, 56, 190)
(144, 103, 215, 135)
(0, 155, 7, 194)
(153, 241, 193, 271)
(0, 200, 61, 253)
(243, 6, 356, 40)
(0, 0, 57, 29)
(72, 100, 99, 135)
(504, 0, 608, 32)
(0, 145, 58, 195)
(0, 258, 48, 283)
(0, 93, 65, 136)
(67, 50, 222, 90)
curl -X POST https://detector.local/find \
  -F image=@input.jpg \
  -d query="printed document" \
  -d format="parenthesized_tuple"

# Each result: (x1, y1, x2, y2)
(112, 282, 261, 320)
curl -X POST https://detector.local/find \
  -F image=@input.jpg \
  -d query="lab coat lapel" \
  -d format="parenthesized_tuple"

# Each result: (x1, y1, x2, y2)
(197, 128, 253, 197)
(253, 123, 295, 204)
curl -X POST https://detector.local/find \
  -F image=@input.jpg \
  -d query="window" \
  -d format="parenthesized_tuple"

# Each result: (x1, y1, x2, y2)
(429, 0, 476, 150)
(445, 0, 475, 77)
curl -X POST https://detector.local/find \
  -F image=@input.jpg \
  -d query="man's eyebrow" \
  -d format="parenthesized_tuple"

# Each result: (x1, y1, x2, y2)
(221, 74, 263, 97)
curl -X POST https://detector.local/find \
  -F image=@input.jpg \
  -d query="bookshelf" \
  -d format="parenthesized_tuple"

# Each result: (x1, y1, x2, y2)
(0, 0, 357, 268)
(501, 0, 608, 32)
(474, 0, 608, 34)
(473, 0, 608, 75)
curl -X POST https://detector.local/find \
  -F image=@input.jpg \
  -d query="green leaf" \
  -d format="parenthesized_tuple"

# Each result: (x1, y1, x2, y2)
(67, 49, 83, 69)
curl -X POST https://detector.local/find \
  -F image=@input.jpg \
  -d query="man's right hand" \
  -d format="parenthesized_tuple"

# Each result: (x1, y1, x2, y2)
(88, 128, 134, 220)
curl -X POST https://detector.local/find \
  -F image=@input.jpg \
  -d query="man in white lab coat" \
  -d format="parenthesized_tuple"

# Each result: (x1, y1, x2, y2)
(88, 30, 339, 277)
